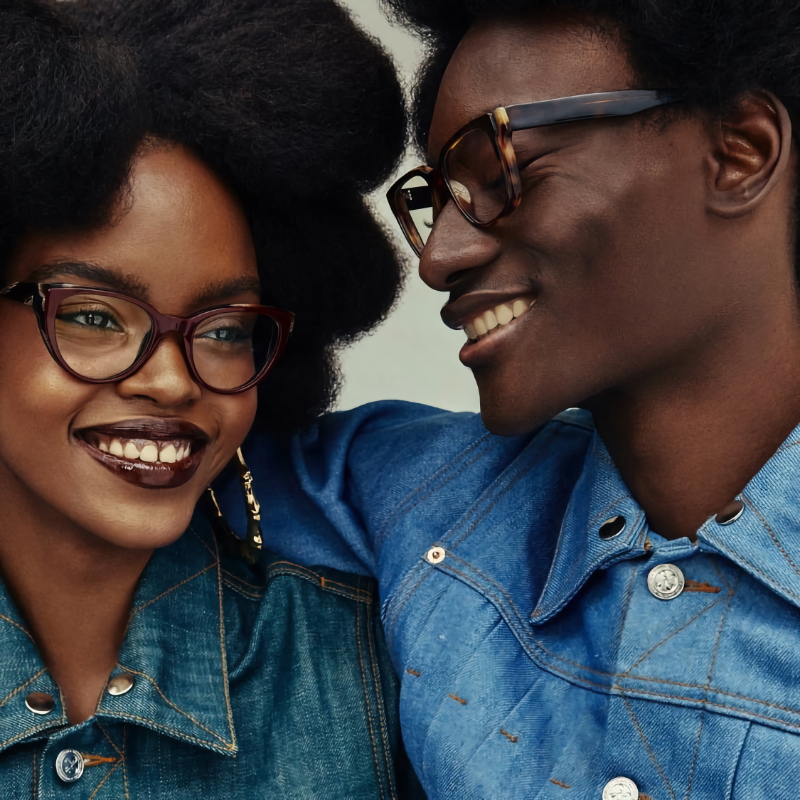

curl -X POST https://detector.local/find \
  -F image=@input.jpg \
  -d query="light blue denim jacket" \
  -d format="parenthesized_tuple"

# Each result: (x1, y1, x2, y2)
(219, 401, 800, 800)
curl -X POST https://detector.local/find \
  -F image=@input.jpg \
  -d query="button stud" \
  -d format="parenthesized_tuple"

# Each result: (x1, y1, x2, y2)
(715, 500, 745, 525)
(55, 749, 84, 783)
(107, 673, 136, 697)
(602, 776, 639, 800)
(599, 516, 626, 540)
(425, 547, 446, 565)
(25, 692, 54, 715)
(647, 563, 685, 600)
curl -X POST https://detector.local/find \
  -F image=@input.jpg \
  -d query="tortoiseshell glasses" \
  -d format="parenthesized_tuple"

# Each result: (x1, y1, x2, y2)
(0, 282, 295, 393)
(387, 89, 686, 256)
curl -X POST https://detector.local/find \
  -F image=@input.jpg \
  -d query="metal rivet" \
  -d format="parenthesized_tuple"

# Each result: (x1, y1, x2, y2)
(598, 516, 626, 540)
(647, 563, 685, 600)
(425, 547, 446, 565)
(715, 500, 745, 526)
(55, 749, 85, 783)
(107, 673, 136, 697)
(24, 692, 54, 715)
(602, 776, 639, 800)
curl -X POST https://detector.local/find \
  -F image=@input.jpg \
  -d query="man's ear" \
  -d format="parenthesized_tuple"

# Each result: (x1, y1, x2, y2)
(706, 91, 792, 219)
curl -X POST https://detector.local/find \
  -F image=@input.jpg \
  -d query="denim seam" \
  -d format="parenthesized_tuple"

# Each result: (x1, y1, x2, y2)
(214, 537, 238, 754)
(220, 568, 265, 591)
(621, 694, 676, 800)
(263, 562, 373, 603)
(87, 760, 122, 799)
(190, 525, 217, 559)
(122, 726, 129, 800)
(32, 747, 36, 800)
(743, 494, 800, 578)
(97, 722, 126, 800)
(131, 562, 217, 615)
(729, 722, 753, 796)
(98, 711, 236, 752)
(221, 577, 262, 600)
(362, 577, 397, 800)
(432, 561, 800, 730)
(374, 432, 494, 545)
(384, 569, 432, 648)
(0, 612, 33, 643)
(0, 669, 46, 709)
(114, 663, 233, 748)
(355, 596, 387, 800)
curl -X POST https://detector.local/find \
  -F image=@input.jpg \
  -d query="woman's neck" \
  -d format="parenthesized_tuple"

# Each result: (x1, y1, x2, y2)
(0, 479, 151, 724)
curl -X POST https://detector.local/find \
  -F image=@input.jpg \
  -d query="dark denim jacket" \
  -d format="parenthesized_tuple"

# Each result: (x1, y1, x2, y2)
(217, 401, 800, 799)
(0, 514, 420, 798)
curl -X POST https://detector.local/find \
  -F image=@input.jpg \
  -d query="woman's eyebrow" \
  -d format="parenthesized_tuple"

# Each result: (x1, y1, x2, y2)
(192, 276, 262, 307)
(30, 261, 149, 299)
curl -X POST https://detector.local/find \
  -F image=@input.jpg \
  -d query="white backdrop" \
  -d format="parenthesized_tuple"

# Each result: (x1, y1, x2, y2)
(333, 0, 481, 413)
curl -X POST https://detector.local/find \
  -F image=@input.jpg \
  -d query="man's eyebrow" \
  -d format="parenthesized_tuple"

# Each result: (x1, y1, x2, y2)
(192, 276, 262, 307)
(30, 261, 149, 299)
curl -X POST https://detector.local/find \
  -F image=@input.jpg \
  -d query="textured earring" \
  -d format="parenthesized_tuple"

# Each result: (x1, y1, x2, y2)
(204, 448, 263, 563)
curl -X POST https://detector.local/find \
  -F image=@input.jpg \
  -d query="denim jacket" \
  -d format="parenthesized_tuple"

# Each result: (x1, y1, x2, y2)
(218, 401, 800, 800)
(0, 512, 420, 799)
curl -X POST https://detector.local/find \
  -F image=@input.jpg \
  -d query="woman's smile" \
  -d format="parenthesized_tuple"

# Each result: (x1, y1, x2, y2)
(75, 416, 210, 488)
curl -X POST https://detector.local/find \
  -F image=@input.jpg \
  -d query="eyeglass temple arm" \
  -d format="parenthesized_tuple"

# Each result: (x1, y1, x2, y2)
(0, 282, 37, 305)
(505, 90, 684, 131)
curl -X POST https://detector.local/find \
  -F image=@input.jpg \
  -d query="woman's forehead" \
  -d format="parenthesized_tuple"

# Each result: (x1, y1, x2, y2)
(428, 15, 634, 156)
(7, 146, 259, 303)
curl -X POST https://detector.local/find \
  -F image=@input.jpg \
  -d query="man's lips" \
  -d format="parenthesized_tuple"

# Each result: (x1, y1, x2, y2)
(74, 418, 210, 489)
(441, 288, 538, 332)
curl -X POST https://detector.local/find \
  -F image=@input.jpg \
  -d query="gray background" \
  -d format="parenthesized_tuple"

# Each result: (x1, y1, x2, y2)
(334, 0, 480, 413)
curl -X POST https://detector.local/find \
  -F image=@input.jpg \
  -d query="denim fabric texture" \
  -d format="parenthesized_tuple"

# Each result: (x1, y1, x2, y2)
(216, 401, 800, 799)
(0, 512, 420, 799)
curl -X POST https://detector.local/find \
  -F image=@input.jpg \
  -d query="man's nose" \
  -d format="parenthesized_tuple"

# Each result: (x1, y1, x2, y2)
(418, 200, 501, 292)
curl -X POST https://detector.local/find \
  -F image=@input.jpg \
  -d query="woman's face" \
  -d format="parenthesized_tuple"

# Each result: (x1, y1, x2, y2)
(0, 145, 259, 549)
(419, 16, 792, 435)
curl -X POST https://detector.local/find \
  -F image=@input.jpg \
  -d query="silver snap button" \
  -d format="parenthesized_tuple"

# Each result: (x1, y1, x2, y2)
(602, 776, 639, 800)
(715, 500, 744, 525)
(107, 673, 136, 697)
(599, 516, 626, 540)
(55, 749, 84, 783)
(647, 563, 685, 600)
(25, 692, 54, 715)
(425, 547, 446, 565)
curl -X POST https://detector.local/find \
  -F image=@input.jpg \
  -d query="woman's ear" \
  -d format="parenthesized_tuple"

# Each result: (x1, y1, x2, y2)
(706, 91, 792, 219)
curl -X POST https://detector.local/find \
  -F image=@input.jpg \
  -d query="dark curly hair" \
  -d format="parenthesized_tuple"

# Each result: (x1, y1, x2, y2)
(382, 0, 800, 166)
(0, 0, 406, 432)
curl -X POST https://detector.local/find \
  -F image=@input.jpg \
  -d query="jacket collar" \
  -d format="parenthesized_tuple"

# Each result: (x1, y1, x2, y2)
(0, 514, 237, 755)
(531, 419, 800, 623)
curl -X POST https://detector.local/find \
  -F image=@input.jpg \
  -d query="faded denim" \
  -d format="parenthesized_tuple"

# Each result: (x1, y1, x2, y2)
(0, 513, 419, 798)
(218, 401, 800, 799)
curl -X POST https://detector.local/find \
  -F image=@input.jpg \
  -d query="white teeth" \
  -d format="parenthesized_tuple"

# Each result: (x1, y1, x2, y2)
(98, 441, 109, 453)
(123, 442, 140, 460)
(465, 296, 536, 342)
(496, 303, 513, 325)
(139, 443, 159, 463)
(109, 439, 124, 457)
(159, 444, 177, 464)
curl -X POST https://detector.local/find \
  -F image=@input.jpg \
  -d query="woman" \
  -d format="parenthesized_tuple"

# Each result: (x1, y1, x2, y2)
(0, 0, 421, 796)
(229, 0, 800, 798)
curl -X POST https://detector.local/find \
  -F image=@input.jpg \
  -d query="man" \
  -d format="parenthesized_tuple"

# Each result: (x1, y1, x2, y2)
(222, 2, 800, 797)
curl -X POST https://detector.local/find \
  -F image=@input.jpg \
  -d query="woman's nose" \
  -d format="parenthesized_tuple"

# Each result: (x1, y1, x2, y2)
(116, 334, 201, 407)
(418, 201, 501, 292)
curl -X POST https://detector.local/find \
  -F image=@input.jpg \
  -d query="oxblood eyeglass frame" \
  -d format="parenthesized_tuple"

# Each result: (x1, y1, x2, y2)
(0, 281, 295, 394)
(387, 89, 687, 256)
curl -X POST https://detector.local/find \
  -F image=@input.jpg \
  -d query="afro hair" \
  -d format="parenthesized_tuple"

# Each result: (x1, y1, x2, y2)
(0, 0, 407, 432)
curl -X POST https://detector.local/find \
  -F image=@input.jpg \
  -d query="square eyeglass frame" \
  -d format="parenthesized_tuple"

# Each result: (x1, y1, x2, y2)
(387, 89, 686, 256)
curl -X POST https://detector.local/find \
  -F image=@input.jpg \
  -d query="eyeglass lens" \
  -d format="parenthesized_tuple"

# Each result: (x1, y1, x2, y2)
(53, 292, 280, 390)
(396, 127, 510, 253)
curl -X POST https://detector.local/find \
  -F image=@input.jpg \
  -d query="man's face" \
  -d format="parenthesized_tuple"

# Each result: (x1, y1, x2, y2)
(420, 15, 752, 435)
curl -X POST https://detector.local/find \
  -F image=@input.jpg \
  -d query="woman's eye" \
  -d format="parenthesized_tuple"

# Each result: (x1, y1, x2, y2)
(197, 326, 250, 344)
(58, 308, 122, 330)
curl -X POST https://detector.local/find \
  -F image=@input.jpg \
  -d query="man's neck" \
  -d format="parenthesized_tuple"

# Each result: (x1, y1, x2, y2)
(592, 303, 800, 541)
